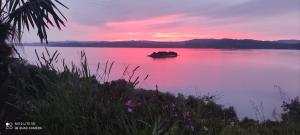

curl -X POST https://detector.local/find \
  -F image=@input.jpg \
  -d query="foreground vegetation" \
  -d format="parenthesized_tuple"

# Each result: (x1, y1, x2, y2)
(0, 49, 299, 135)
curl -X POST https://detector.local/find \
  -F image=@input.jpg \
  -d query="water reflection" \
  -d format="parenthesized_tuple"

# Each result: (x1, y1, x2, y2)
(21, 47, 300, 120)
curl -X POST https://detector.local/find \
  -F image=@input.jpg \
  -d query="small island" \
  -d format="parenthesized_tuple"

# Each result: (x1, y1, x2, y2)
(148, 51, 178, 58)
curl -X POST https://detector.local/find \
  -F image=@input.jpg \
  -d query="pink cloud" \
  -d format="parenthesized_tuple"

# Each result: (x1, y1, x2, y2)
(104, 14, 184, 28)
(41, 13, 299, 42)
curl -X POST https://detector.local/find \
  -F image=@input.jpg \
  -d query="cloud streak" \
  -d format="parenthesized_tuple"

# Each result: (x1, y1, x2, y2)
(24, 0, 300, 42)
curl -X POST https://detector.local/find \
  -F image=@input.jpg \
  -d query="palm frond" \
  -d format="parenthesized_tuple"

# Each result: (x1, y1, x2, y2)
(5, 0, 68, 43)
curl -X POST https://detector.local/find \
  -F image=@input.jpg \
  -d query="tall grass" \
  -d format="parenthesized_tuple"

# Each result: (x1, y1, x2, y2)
(0, 48, 299, 135)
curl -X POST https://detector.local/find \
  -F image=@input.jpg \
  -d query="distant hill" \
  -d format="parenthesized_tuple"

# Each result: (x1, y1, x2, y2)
(24, 39, 300, 50)
(276, 40, 300, 44)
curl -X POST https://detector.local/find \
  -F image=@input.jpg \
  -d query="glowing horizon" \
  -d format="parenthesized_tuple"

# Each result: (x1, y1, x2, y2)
(23, 0, 300, 42)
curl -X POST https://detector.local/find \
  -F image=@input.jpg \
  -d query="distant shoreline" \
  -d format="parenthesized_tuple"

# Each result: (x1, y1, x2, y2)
(22, 39, 300, 50)
(23, 45, 300, 50)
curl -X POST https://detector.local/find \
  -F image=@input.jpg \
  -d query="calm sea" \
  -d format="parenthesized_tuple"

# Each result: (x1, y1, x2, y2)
(20, 47, 300, 120)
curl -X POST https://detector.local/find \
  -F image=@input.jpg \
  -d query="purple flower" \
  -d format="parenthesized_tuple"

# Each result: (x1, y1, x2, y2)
(190, 126, 195, 132)
(185, 124, 195, 132)
(184, 111, 191, 118)
(127, 108, 133, 112)
(126, 100, 133, 107)
(125, 99, 134, 112)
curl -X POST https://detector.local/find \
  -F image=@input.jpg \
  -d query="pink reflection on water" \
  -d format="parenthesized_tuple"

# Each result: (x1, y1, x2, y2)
(21, 47, 300, 120)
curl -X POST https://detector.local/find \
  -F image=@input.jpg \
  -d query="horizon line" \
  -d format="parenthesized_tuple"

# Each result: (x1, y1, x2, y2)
(23, 38, 300, 44)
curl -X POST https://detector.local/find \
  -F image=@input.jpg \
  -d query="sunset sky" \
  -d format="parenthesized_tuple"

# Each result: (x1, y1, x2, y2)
(24, 0, 300, 42)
